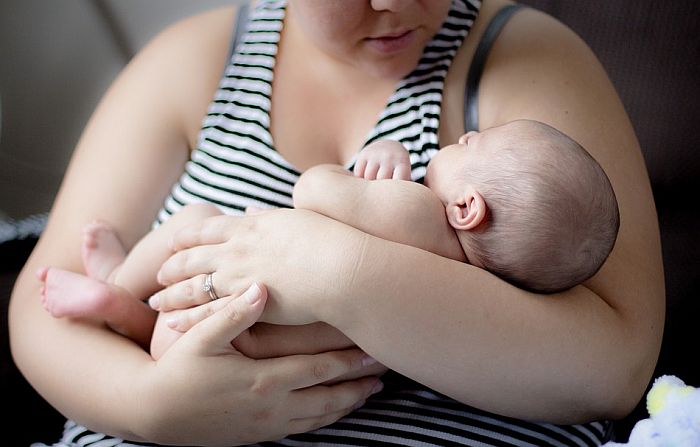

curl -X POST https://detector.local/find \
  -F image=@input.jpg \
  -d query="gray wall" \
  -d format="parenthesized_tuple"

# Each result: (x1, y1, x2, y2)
(0, 0, 236, 219)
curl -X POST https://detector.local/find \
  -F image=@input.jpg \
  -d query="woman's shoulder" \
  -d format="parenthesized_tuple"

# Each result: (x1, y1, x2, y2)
(489, 4, 596, 65)
(442, 1, 595, 142)
(442, 1, 617, 135)
(139, 6, 237, 71)
(134, 5, 238, 147)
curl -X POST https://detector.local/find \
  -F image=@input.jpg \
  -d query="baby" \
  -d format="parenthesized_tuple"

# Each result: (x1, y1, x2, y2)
(296, 119, 620, 294)
(37, 119, 619, 357)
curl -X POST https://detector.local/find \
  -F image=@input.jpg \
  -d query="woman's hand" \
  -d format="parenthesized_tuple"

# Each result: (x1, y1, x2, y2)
(153, 209, 362, 326)
(162, 297, 356, 358)
(140, 283, 383, 446)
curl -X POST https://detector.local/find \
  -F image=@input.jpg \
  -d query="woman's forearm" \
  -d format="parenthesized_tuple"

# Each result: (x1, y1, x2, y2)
(10, 260, 153, 440)
(317, 229, 660, 424)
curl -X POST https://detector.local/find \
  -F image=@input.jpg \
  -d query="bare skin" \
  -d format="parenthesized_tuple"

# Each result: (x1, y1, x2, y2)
(36, 203, 225, 358)
(82, 221, 127, 281)
(9, 0, 664, 444)
(38, 221, 129, 318)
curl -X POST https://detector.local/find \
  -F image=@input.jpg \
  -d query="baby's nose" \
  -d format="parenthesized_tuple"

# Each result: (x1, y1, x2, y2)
(458, 131, 478, 145)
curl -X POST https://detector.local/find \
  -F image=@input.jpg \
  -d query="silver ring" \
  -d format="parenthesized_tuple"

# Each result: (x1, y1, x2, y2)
(203, 273, 220, 301)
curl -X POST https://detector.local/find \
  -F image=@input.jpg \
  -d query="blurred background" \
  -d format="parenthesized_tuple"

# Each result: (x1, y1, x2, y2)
(0, 0, 236, 220)
(1, 0, 698, 444)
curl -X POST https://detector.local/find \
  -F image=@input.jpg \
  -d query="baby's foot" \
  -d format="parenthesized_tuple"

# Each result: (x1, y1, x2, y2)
(82, 220, 126, 282)
(36, 267, 117, 319)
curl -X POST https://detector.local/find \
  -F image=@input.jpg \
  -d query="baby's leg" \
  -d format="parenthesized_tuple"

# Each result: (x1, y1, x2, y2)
(37, 267, 155, 349)
(82, 221, 128, 282)
(110, 203, 222, 300)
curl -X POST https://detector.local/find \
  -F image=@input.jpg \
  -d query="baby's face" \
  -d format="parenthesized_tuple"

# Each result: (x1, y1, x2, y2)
(424, 124, 508, 203)
(425, 120, 537, 203)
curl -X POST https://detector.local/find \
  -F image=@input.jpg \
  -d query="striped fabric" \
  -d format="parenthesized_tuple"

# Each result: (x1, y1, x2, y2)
(157, 0, 481, 221)
(37, 1, 613, 445)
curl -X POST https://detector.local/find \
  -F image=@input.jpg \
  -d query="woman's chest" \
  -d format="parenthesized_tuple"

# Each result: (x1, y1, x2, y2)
(268, 74, 395, 172)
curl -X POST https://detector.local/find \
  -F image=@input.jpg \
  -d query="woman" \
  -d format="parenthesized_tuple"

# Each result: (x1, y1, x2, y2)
(10, 0, 664, 445)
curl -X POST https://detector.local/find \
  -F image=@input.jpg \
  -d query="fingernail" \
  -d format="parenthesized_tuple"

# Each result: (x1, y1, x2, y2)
(245, 283, 262, 304)
(371, 381, 384, 395)
(361, 354, 377, 367)
(148, 295, 160, 310)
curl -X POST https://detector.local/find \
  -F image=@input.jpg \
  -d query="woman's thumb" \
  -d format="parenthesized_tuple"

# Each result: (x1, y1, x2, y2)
(189, 283, 267, 349)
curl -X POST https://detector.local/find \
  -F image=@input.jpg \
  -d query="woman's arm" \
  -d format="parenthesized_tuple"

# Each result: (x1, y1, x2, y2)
(158, 6, 663, 424)
(329, 7, 664, 422)
(9, 8, 208, 435)
(9, 8, 378, 443)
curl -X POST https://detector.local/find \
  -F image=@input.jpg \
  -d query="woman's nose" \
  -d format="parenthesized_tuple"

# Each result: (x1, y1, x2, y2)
(370, 0, 405, 13)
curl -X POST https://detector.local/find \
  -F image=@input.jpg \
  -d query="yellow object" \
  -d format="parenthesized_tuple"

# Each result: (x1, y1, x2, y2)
(646, 378, 695, 416)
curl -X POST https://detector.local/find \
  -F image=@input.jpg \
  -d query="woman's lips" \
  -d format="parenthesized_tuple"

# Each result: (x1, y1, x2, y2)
(365, 29, 416, 54)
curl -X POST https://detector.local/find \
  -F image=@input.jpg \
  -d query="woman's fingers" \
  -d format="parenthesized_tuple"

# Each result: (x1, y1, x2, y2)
(289, 376, 382, 420)
(233, 322, 354, 359)
(150, 273, 214, 311)
(157, 244, 222, 286)
(288, 408, 357, 437)
(288, 378, 383, 435)
(185, 283, 267, 352)
(270, 348, 378, 390)
(169, 214, 239, 251)
(164, 297, 232, 332)
(151, 271, 242, 312)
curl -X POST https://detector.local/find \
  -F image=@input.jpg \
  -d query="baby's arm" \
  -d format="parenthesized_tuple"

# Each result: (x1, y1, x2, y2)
(294, 164, 467, 262)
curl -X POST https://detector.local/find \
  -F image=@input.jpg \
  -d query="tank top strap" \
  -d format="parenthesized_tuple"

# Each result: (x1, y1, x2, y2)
(227, 1, 250, 64)
(464, 4, 525, 132)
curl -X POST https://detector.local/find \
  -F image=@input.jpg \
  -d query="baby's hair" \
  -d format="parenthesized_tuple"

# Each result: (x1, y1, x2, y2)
(459, 120, 619, 293)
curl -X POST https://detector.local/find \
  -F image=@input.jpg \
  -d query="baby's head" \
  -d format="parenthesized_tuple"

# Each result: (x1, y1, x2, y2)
(424, 119, 619, 293)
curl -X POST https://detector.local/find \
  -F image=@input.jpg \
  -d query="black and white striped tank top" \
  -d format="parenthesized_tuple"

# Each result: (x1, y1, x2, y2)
(157, 0, 480, 220)
(43, 1, 614, 445)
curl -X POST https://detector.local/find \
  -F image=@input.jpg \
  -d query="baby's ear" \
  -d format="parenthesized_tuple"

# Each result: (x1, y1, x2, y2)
(446, 188, 487, 231)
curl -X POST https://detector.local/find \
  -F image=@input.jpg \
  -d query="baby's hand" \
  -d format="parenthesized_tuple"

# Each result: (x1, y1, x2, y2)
(353, 140, 411, 180)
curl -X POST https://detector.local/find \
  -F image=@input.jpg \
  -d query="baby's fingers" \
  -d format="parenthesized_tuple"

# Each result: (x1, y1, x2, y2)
(363, 162, 380, 180)
(353, 158, 368, 178)
(393, 163, 412, 180)
(376, 165, 394, 180)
